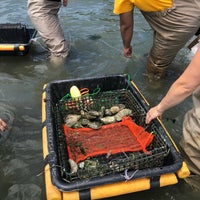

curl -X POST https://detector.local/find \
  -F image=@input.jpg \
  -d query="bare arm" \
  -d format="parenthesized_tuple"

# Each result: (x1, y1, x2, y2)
(146, 46, 200, 124)
(119, 10, 133, 58)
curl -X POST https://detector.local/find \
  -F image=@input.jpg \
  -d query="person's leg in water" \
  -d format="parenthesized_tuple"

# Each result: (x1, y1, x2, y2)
(179, 86, 200, 190)
(142, 0, 200, 81)
(27, 0, 69, 65)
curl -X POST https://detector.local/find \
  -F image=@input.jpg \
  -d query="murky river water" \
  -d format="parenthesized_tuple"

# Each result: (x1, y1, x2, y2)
(0, 0, 199, 199)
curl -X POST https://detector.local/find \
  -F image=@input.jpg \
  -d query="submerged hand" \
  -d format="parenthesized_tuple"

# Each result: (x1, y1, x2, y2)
(123, 46, 132, 58)
(0, 118, 8, 131)
(62, 0, 68, 7)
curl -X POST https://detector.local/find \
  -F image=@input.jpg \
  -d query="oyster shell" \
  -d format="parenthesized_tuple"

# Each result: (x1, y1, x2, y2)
(65, 114, 81, 127)
(114, 108, 133, 121)
(100, 116, 116, 124)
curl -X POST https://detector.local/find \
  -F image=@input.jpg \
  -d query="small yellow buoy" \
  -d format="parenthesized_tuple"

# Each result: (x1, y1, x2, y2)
(70, 85, 81, 100)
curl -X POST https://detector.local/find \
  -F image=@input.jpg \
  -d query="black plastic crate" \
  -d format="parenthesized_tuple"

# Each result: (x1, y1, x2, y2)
(0, 23, 37, 56)
(57, 89, 169, 181)
(43, 74, 183, 192)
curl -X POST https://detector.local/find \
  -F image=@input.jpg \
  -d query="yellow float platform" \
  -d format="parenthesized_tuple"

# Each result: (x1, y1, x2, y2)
(42, 74, 190, 200)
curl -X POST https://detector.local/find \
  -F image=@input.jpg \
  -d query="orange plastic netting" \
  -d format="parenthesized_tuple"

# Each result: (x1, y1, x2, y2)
(63, 117, 154, 163)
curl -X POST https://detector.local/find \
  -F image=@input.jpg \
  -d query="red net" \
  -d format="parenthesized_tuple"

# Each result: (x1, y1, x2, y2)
(63, 117, 154, 163)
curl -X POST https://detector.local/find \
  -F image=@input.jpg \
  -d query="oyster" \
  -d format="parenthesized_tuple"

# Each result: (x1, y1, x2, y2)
(105, 109, 113, 116)
(78, 161, 85, 169)
(100, 116, 116, 124)
(114, 108, 133, 121)
(68, 159, 78, 174)
(110, 104, 126, 114)
(87, 121, 102, 129)
(88, 110, 100, 117)
(80, 110, 99, 120)
(80, 118, 90, 126)
(84, 159, 98, 170)
(73, 121, 84, 128)
(99, 106, 106, 118)
(65, 114, 81, 127)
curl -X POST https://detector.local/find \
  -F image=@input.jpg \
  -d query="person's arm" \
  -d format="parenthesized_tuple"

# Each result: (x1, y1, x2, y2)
(119, 10, 133, 58)
(0, 118, 8, 131)
(146, 46, 200, 124)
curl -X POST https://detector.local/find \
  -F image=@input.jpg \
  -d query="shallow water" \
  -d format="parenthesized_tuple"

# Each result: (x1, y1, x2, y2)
(0, 0, 199, 200)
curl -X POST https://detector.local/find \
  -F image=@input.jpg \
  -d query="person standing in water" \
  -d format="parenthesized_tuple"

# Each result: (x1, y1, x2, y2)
(113, 0, 200, 81)
(146, 46, 200, 189)
(27, 0, 70, 65)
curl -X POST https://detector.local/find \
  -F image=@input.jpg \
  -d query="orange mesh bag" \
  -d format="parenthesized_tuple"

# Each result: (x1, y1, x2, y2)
(63, 116, 154, 163)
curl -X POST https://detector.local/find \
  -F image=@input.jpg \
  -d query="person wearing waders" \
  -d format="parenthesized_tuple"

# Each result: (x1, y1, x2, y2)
(27, 0, 69, 65)
(145, 45, 200, 190)
(113, 0, 200, 82)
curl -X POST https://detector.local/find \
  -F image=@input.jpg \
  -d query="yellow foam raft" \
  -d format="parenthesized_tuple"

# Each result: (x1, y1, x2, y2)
(42, 75, 190, 200)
